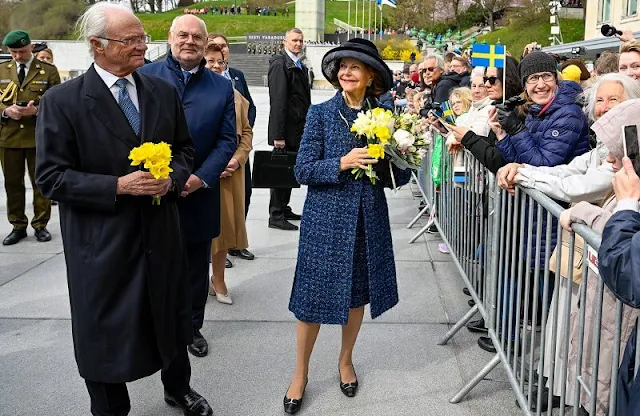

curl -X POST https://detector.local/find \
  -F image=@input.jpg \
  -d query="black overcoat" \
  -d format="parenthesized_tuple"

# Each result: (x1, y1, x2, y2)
(267, 50, 311, 150)
(34, 65, 194, 383)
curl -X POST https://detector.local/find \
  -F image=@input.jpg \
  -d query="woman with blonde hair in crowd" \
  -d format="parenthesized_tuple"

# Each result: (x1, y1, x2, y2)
(203, 43, 253, 305)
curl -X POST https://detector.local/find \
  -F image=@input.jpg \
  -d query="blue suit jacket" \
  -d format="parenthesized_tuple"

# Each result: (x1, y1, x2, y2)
(229, 67, 256, 127)
(139, 53, 237, 243)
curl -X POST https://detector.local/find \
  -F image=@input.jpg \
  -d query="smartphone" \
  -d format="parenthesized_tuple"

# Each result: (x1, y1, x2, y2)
(622, 125, 640, 177)
(15, 101, 28, 107)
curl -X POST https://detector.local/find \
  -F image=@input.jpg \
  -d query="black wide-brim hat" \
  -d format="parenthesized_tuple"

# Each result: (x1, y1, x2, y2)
(322, 38, 393, 92)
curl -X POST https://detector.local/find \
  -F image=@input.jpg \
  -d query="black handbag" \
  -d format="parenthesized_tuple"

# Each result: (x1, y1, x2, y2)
(251, 149, 301, 189)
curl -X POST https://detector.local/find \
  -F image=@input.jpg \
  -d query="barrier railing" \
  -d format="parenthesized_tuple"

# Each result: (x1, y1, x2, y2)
(418, 131, 640, 415)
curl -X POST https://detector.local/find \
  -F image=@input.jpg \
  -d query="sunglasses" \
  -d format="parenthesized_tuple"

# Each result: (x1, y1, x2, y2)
(420, 67, 437, 73)
(483, 76, 499, 85)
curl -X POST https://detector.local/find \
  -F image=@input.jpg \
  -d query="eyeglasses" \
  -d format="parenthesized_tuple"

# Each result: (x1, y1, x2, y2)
(208, 59, 227, 66)
(96, 36, 148, 46)
(483, 76, 499, 85)
(173, 31, 206, 44)
(421, 67, 437, 73)
(526, 72, 555, 84)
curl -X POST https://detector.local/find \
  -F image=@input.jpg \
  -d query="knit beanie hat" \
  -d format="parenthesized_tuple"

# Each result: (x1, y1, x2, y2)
(519, 51, 558, 87)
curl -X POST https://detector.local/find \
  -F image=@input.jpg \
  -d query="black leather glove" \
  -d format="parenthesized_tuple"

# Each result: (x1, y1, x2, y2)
(495, 96, 526, 136)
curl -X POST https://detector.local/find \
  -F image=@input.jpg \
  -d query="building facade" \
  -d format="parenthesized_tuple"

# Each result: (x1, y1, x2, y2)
(586, 0, 640, 40)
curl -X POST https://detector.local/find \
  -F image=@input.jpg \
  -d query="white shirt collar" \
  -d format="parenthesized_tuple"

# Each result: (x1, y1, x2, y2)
(284, 48, 300, 63)
(93, 63, 136, 89)
(181, 66, 199, 74)
(16, 55, 34, 71)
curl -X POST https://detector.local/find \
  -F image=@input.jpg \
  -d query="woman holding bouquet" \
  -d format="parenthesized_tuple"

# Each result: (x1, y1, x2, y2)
(283, 38, 411, 414)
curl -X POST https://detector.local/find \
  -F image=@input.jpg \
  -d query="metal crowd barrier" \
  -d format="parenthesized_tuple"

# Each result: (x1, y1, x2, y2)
(415, 132, 640, 416)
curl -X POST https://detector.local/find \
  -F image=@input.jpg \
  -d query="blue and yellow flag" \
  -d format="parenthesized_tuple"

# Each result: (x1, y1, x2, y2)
(471, 44, 506, 68)
(441, 101, 456, 125)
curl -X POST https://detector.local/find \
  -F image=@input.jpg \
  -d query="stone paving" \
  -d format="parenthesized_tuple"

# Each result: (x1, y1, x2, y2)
(0, 88, 522, 415)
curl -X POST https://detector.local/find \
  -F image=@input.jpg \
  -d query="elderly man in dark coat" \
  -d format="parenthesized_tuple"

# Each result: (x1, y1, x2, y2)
(34, 4, 213, 416)
(139, 14, 237, 359)
(267, 28, 311, 231)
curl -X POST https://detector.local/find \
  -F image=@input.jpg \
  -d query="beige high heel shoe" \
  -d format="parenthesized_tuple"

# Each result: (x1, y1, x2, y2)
(209, 280, 233, 305)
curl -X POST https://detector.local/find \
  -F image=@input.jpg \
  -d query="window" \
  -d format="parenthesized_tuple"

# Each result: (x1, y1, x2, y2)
(599, 0, 612, 22)
(627, 0, 638, 16)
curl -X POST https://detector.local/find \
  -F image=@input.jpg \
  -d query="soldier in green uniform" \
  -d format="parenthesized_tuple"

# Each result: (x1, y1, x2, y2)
(0, 30, 61, 245)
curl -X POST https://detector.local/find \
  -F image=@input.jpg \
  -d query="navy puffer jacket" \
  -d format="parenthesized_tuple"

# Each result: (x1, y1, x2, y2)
(497, 81, 590, 272)
(496, 81, 589, 166)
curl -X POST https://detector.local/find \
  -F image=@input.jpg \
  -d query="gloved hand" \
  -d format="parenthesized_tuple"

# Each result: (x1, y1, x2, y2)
(495, 96, 526, 136)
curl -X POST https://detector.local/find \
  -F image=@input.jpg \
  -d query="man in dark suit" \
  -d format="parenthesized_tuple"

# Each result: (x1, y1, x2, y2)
(138, 15, 237, 359)
(207, 33, 256, 262)
(267, 28, 311, 231)
(34, 4, 213, 416)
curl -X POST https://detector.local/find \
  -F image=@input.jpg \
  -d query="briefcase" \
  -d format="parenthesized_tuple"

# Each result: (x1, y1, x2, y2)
(252, 149, 301, 189)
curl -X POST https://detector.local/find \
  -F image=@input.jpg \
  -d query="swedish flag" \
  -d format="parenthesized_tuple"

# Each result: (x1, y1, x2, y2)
(441, 101, 456, 125)
(471, 44, 506, 68)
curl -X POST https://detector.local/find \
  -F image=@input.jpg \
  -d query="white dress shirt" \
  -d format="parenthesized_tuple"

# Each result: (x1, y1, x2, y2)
(284, 48, 301, 66)
(93, 63, 139, 111)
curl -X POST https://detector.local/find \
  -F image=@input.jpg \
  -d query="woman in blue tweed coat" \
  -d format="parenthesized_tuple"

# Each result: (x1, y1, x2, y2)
(283, 39, 411, 414)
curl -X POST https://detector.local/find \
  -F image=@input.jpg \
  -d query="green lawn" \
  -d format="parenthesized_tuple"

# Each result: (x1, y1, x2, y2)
(138, 0, 381, 40)
(478, 18, 585, 59)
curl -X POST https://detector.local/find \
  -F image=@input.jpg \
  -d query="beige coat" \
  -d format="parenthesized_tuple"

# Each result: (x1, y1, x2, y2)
(211, 90, 253, 253)
(566, 197, 640, 415)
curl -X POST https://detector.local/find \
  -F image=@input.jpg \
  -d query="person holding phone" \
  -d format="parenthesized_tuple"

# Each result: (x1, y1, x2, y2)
(558, 99, 640, 415)
(0, 30, 60, 245)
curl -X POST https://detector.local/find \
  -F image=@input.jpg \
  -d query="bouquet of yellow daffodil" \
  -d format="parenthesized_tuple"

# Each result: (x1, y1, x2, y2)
(350, 109, 430, 185)
(350, 107, 395, 184)
(128, 142, 173, 205)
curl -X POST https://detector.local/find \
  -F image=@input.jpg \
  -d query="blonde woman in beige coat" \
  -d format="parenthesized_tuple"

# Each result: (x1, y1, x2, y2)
(205, 43, 253, 305)
(559, 100, 640, 415)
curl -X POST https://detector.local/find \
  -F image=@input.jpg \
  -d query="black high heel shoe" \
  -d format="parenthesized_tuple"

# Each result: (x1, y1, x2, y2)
(283, 379, 308, 414)
(338, 365, 359, 397)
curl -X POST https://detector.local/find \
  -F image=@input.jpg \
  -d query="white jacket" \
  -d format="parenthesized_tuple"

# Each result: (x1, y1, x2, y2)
(460, 96, 492, 136)
(516, 141, 613, 203)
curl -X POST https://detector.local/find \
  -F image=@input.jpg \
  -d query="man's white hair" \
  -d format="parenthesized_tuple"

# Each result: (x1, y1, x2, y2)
(170, 15, 208, 34)
(76, 3, 134, 57)
(423, 54, 445, 71)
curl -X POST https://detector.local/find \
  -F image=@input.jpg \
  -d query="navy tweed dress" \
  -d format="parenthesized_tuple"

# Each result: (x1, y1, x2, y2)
(290, 92, 411, 325)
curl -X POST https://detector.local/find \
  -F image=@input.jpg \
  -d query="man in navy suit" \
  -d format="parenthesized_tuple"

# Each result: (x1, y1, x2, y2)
(207, 33, 256, 263)
(139, 14, 237, 358)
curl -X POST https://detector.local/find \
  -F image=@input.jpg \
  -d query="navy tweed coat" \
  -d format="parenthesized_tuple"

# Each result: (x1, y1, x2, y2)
(289, 92, 411, 325)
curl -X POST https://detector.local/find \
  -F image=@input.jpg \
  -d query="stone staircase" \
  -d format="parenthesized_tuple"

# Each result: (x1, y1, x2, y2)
(229, 53, 273, 86)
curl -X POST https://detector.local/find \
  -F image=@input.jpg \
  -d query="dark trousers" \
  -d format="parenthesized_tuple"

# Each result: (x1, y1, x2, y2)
(84, 349, 191, 416)
(0, 147, 50, 230)
(269, 188, 292, 220)
(188, 240, 212, 330)
(244, 159, 252, 217)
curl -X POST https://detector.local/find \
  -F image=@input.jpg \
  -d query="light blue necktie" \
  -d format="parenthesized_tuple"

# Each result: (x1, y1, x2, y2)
(295, 60, 302, 69)
(183, 71, 192, 84)
(115, 79, 140, 136)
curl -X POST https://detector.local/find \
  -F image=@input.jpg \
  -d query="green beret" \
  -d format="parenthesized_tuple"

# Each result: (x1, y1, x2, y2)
(2, 30, 31, 49)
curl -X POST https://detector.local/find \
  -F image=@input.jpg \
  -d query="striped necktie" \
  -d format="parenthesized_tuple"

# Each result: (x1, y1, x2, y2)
(115, 78, 140, 136)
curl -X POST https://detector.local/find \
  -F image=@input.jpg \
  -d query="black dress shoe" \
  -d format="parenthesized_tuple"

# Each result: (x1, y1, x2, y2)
(468, 299, 476, 307)
(164, 388, 213, 416)
(284, 209, 301, 221)
(229, 249, 255, 260)
(515, 387, 561, 412)
(269, 218, 299, 231)
(462, 287, 471, 296)
(466, 318, 488, 333)
(35, 228, 52, 242)
(283, 379, 308, 414)
(338, 365, 359, 398)
(2, 229, 27, 246)
(225, 257, 233, 268)
(477, 336, 496, 353)
(188, 329, 208, 357)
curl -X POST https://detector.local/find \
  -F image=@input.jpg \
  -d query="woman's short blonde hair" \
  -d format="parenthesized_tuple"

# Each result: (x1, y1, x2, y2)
(449, 87, 472, 113)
